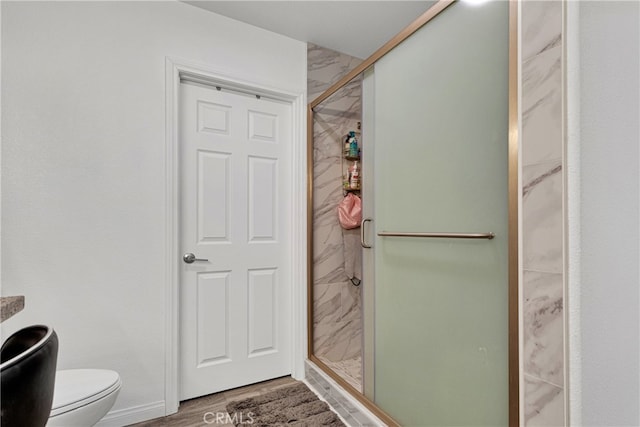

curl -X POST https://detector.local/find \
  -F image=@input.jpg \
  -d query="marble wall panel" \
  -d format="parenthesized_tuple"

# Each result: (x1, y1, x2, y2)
(521, 1, 565, 425)
(522, 45, 563, 166)
(314, 282, 343, 326)
(521, 0, 562, 61)
(523, 161, 564, 273)
(341, 275, 362, 322)
(524, 374, 565, 426)
(308, 43, 363, 102)
(315, 316, 362, 361)
(309, 44, 363, 364)
(523, 270, 564, 387)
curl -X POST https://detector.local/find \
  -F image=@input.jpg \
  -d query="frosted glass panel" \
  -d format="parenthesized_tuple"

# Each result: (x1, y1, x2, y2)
(372, 1, 509, 425)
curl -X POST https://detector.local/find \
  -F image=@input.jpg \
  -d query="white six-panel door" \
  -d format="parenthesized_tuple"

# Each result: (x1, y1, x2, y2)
(179, 82, 292, 400)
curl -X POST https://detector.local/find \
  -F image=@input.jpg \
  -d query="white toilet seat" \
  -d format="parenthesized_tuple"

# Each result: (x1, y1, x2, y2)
(50, 369, 121, 417)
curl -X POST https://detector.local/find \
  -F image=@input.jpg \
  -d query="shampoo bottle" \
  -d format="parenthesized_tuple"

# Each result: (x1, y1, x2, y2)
(348, 131, 358, 157)
(349, 160, 360, 190)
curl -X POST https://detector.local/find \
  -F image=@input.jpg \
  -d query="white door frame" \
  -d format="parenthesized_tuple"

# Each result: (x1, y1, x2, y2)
(164, 57, 307, 414)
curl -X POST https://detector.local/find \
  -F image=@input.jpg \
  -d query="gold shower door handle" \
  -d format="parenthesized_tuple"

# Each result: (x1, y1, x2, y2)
(361, 218, 372, 248)
(377, 231, 495, 239)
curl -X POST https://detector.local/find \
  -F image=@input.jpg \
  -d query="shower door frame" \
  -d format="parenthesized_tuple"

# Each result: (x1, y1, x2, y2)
(306, 0, 520, 425)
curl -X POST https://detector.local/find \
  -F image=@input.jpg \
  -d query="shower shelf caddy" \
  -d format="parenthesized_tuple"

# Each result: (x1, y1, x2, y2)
(341, 130, 361, 195)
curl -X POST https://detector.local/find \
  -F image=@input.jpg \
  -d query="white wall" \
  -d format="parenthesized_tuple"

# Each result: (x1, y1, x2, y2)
(576, 1, 639, 425)
(1, 1, 306, 424)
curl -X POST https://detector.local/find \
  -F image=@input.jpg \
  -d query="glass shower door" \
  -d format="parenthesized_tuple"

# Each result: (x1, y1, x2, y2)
(371, 1, 509, 425)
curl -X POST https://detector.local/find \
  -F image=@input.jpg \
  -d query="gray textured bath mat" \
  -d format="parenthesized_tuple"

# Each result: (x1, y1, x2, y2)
(225, 381, 345, 426)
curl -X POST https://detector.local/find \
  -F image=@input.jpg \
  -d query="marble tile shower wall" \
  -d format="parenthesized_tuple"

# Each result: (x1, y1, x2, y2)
(521, 1, 565, 425)
(308, 44, 364, 362)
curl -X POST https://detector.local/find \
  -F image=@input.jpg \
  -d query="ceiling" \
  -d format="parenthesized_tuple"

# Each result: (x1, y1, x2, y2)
(184, 1, 437, 59)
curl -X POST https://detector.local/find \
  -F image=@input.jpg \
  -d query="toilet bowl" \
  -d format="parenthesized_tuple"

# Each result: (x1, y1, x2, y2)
(47, 369, 121, 427)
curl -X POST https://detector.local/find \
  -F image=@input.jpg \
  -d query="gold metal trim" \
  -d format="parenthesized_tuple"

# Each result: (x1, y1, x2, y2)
(508, 1, 520, 425)
(307, 105, 315, 360)
(378, 231, 495, 240)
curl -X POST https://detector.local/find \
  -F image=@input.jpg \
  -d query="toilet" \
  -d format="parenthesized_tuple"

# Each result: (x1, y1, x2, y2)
(48, 369, 121, 426)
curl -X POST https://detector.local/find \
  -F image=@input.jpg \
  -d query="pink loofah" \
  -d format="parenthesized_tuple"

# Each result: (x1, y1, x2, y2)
(337, 193, 362, 229)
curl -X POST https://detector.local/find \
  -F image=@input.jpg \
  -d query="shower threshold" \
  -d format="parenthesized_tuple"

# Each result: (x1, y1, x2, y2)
(317, 355, 362, 393)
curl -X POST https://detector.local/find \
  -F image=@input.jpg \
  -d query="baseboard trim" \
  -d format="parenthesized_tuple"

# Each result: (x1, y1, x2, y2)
(96, 400, 165, 427)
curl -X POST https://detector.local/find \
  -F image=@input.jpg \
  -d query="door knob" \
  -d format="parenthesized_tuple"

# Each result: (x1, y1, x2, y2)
(183, 253, 209, 264)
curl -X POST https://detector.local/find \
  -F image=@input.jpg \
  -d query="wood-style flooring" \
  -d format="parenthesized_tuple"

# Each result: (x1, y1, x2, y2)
(129, 376, 298, 427)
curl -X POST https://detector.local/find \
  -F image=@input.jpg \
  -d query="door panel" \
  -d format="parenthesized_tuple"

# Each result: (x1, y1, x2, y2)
(247, 268, 278, 355)
(179, 82, 292, 400)
(248, 156, 277, 241)
(372, 1, 509, 425)
(196, 271, 230, 366)
(198, 151, 230, 242)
